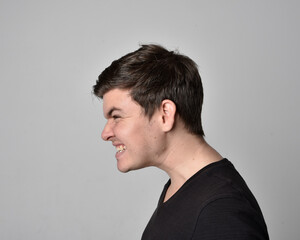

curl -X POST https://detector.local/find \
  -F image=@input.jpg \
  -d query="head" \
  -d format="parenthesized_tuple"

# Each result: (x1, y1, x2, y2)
(94, 44, 204, 136)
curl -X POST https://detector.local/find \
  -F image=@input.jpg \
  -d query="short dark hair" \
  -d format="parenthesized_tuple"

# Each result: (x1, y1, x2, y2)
(93, 44, 204, 136)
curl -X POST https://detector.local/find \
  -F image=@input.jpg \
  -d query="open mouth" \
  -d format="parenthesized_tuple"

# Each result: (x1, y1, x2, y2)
(116, 145, 126, 153)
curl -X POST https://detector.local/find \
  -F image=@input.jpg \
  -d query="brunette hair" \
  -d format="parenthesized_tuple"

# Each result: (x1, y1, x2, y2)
(93, 44, 204, 136)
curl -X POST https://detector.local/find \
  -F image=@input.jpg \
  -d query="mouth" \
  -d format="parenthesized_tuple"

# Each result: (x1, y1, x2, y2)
(116, 144, 127, 153)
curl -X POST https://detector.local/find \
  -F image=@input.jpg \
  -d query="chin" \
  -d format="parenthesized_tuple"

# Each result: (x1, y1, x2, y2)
(117, 161, 133, 173)
(117, 166, 131, 173)
(117, 161, 146, 173)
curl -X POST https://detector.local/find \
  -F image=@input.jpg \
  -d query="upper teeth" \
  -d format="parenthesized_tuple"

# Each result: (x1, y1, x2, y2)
(116, 145, 126, 153)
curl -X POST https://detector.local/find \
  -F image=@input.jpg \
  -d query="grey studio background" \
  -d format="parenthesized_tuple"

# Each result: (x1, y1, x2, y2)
(0, 0, 299, 239)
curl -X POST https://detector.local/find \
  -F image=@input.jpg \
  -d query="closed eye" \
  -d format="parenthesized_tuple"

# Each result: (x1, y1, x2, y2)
(112, 115, 121, 119)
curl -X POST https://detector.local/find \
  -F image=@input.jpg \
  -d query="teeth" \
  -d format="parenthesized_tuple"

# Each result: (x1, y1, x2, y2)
(116, 145, 126, 153)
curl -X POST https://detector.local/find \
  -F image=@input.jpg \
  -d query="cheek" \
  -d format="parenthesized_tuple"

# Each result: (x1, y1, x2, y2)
(145, 125, 165, 153)
(116, 121, 145, 143)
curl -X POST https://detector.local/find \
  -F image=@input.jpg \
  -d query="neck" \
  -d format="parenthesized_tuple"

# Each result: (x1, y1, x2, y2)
(156, 132, 222, 202)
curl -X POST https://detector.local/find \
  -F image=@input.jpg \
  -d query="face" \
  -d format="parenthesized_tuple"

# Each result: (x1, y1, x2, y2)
(101, 88, 165, 172)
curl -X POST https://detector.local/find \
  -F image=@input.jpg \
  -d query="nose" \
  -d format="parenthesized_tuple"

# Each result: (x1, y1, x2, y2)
(101, 121, 114, 141)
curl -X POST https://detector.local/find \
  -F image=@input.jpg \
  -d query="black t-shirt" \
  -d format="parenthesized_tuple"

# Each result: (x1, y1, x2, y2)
(142, 159, 269, 240)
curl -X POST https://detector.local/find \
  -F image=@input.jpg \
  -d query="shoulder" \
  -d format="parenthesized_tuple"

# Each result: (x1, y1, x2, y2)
(192, 194, 269, 239)
(186, 160, 269, 239)
(183, 159, 250, 205)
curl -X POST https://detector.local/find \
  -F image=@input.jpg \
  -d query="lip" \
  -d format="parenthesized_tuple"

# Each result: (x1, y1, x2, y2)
(115, 148, 126, 159)
(112, 142, 125, 147)
(113, 142, 126, 159)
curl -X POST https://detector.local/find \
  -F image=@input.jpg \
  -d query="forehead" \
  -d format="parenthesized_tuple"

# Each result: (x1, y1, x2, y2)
(102, 88, 141, 117)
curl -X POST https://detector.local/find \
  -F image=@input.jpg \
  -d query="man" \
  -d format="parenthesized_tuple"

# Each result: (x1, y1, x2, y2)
(93, 44, 269, 239)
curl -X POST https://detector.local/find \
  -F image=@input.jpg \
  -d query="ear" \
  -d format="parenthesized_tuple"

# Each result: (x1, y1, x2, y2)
(159, 99, 176, 132)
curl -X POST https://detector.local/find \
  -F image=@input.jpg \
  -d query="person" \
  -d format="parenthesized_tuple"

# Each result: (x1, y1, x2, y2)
(93, 44, 269, 239)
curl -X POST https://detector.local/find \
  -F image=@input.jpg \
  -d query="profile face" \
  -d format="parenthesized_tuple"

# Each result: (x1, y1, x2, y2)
(101, 88, 164, 172)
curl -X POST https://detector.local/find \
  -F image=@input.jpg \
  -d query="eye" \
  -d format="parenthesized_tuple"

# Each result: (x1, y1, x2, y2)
(112, 115, 121, 120)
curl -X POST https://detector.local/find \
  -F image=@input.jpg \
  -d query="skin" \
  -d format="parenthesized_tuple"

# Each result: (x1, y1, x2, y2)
(102, 88, 166, 172)
(101, 88, 223, 202)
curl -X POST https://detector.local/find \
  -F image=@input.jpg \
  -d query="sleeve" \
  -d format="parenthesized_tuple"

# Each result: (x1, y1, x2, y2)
(191, 197, 269, 240)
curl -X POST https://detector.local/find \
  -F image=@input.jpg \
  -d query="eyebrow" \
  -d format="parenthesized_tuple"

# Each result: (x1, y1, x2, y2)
(105, 107, 122, 118)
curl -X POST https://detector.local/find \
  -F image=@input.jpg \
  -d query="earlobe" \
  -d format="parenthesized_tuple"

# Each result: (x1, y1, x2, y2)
(160, 100, 176, 132)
